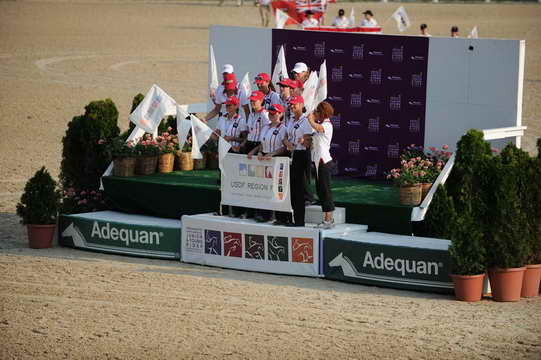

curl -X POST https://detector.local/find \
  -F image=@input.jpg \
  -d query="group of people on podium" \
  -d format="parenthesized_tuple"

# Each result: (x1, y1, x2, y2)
(206, 63, 336, 229)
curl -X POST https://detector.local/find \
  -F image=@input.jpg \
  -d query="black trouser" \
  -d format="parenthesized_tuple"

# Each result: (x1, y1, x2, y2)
(315, 160, 335, 213)
(291, 150, 311, 226)
(305, 157, 314, 203)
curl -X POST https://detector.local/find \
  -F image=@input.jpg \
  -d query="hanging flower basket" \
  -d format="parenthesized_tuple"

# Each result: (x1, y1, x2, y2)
(158, 153, 175, 173)
(113, 157, 136, 177)
(135, 156, 158, 175)
(176, 151, 193, 171)
(399, 184, 422, 206)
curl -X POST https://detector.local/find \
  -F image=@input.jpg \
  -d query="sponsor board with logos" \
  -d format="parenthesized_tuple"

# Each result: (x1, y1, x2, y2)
(324, 231, 453, 293)
(272, 30, 429, 178)
(58, 211, 181, 259)
(182, 214, 322, 276)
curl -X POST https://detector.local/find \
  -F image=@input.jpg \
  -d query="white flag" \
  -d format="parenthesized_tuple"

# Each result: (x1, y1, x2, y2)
(190, 115, 213, 160)
(176, 105, 192, 152)
(129, 84, 177, 133)
(302, 71, 319, 113)
(238, 72, 252, 107)
(271, 46, 289, 84)
(218, 137, 232, 174)
(468, 26, 479, 39)
(349, 8, 355, 27)
(275, 9, 289, 29)
(209, 45, 219, 100)
(392, 6, 411, 32)
(314, 60, 327, 110)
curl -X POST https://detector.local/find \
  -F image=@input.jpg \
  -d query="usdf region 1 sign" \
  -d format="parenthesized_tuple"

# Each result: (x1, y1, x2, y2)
(323, 234, 453, 293)
(58, 212, 181, 259)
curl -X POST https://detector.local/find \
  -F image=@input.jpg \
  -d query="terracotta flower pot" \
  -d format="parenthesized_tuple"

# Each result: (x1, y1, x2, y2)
(158, 153, 175, 173)
(420, 183, 432, 200)
(27, 224, 55, 249)
(113, 157, 136, 177)
(488, 267, 526, 302)
(521, 264, 541, 298)
(450, 273, 485, 302)
(399, 184, 421, 206)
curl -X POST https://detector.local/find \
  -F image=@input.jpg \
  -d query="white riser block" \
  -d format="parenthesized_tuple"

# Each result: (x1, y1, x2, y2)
(305, 205, 346, 224)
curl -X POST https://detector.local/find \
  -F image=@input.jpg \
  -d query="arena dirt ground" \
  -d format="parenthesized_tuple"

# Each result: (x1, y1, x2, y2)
(1, 1, 540, 359)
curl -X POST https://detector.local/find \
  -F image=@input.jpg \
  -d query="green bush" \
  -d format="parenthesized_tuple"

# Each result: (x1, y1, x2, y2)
(423, 185, 457, 240)
(60, 99, 120, 190)
(17, 167, 61, 225)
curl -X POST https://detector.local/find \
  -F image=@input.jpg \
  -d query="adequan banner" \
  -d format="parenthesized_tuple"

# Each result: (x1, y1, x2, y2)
(221, 153, 292, 212)
(181, 214, 321, 277)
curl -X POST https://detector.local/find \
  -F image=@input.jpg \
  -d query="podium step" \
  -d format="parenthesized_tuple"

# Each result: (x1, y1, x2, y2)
(305, 205, 346, 225)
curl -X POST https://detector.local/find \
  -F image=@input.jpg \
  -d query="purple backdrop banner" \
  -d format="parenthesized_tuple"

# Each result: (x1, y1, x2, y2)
(272, 29, 429, 178)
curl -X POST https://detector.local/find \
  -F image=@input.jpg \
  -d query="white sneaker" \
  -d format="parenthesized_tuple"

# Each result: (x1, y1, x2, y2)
(321, 219, 335, 229)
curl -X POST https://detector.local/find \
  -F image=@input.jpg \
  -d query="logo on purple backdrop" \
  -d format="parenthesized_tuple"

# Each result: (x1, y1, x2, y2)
(387, 75, 402, 81)
(368, 50, 384, 56)
(331, 66, 343, 82)
(366, 98, 382, 105)
(368, 117, 380, 133)
(389, 95, 401, 111)
(348, 140, 360, 154)
(409, 118, 421, 133)
(344, 167, 359, 173)
(392, 47, 404, 63)
(385, 123, 401, 129)
(364, 146, 379, 152)
(408, 100, 423, 106)
(350, 93, 362, 107)
(292, 46, 307, 51)
(411, 72, 423, 87)
(205, 230, 221, 255)
(352, 45, 364, 60)
(314, 42, 325, 57)
(331, 143, 341, 149)
(330, 48, 345, 54)
(387, 143, 400, 159)
(346, 120, 361, 126)
(328, 96, 344, 102)
(370, 69, 382, 85)
(330, 114, 341, 128)
(365, 164, 378, 177)
(411, 55, 425, 61)
(348, 73, 363, 79)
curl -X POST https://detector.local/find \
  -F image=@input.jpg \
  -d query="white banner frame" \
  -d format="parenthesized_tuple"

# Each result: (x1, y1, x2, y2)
(220, 153, 292, 212)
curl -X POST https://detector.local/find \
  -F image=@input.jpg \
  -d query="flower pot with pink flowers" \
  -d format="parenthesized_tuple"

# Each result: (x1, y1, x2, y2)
(134, 135, 160, 175)
(106, 137, 136, 177)
(156, 132, 178, 174)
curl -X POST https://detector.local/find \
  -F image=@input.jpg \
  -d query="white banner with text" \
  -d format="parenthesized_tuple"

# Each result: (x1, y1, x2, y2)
(221, 153, 292, 212)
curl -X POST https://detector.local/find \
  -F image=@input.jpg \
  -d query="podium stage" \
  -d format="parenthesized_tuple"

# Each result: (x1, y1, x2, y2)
(102, 170, 415, 235)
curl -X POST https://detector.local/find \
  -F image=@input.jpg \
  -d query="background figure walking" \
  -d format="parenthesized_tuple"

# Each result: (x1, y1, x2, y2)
(256, 0, 272, 27)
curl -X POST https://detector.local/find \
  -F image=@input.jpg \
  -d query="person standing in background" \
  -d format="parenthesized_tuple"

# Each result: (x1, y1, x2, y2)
(420, 23, 431, 37)
(302, 11, 319, 29)
(332, 9, 350, 28)
(360, 10, 377, 27)
(451, 26, 459, 37)
(255, 0, 271, 27)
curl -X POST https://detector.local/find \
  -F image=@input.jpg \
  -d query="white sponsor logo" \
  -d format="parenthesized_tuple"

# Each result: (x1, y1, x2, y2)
(368, 50, 384, 56)
(366, 98, 381, 104)
(346, 120, 361, 126)
(387, 76, 402, 81)
(330, 48, 344, 54)
(328, 96, 344, 101)
(385, 123, 400, 129)
(91, 221, 162, 246)
(363, 251, 441, 277)
(408, 100, 423, 106)
(293, 46, 307, 51)
(348, 73, 363, 79)
(363, 146, 379, 151)
(344, 167, 359, 172)
(410, 56, 425, 61)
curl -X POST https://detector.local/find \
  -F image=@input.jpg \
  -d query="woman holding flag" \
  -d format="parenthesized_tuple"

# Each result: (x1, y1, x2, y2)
(206, 64, 250, 122)
(244, 90, 270, 154)
(277, 78, 297, 127)
(247, 103, 288, 222)
(283, 95, 313, 227)
(254, 73, 281, 110)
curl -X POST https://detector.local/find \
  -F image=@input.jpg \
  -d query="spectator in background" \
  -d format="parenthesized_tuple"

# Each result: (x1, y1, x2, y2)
(255, 0, 272, 27)
(302, 11, 319, 29)
(451, 26, 459, 38)
(360, 10, 377, 27)
(420, 24, 431, 37)
(332, 9, 350, 28)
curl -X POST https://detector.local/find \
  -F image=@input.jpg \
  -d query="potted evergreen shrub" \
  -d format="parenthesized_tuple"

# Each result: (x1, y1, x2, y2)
(134, 135, 160, 175)
(107, 137, 136, 177)
(485, 153, 528, 301)
(425, 185, 486, 301)
(387, 158, 422, 206)
(16, 167, 61, 249)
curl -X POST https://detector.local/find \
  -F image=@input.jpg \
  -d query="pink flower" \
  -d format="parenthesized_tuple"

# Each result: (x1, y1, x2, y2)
(168, 127, 173, 132)
(97, 139, 105, 145)
(491, 148, 499, 153)
(80, 191, 86, 195)
(442, 144, 449, 150)
(90, 190, 96, 195)
(163, 132, 169, 137)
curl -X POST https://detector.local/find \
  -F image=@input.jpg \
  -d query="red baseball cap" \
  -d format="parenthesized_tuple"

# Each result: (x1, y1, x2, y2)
(278, 78, 297, 88)
(255, 73, 271, 84)
(249, 90, 265, 101)
(289, 95, 304, 105)
(223, 73, 237, 90)
(268, 103, 285, 114)
(225, 96, 240, 106)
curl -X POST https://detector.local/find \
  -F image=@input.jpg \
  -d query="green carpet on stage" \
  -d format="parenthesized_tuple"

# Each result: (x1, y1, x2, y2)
(102, 170, 414, 235)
